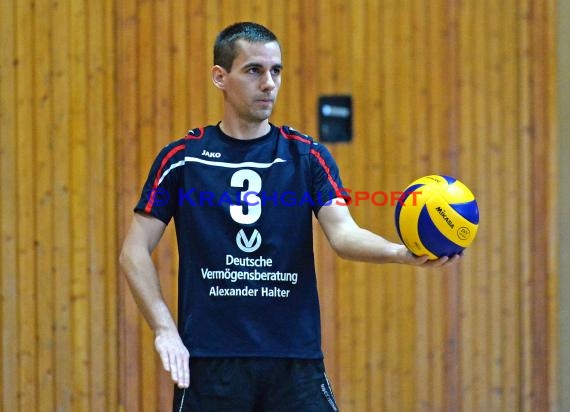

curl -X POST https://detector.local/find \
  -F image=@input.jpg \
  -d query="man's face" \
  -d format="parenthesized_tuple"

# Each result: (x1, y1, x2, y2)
(214, 40, 282, 123)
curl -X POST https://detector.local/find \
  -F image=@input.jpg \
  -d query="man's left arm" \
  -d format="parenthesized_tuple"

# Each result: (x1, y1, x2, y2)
(316, 199, 460, 268)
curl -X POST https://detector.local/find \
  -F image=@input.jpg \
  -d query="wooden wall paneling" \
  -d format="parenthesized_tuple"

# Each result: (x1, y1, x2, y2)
(298, 0, 341, 397)
(187, 0, 208, 126)
(103, 1, 119, 410)
(443, 2, 462, 411)
(379, 1, 399, 410)
(472, 0, 491, 410)
(205, 0, 222, 122)
(87, 0, 116, 409)
(34, 0, 55, 409)
(457, 1, 476, 409)
(269, 0, 291, 125)
(313, 1, 349, 409)
(87, 0, 104, 409)
(365, 0, 388, 410)
(116, 0, 142, 410)
(172, 0, 189, 133)
(51, 0, 73, 409)
(544, 0, 559, 408)
(426, 1, 448, 409)
(15, 0, 38, 410)
(336, 2, 369, 411)
(500, 0, 521, 409)
(529, 0, 558, 409)
(395, 1, 417, 411)
(517, 0, 534, 410)
(486, 0, 505, 410)
(0, 0, 18, 410)
(298, 0, 319, 133)
(409, 1, 431, 411)
(154, 0, 177, 408)
(283, 0, 302, 127)
(69, 0, 90, 410)
(136, 2, 158, 410)
(339, 0, 369, 406)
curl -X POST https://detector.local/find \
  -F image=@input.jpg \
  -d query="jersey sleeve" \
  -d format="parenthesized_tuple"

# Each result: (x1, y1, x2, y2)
(309, 141, 351, 213)
(134, 139, 186, 224)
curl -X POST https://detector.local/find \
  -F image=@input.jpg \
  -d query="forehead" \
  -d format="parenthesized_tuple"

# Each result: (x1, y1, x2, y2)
(232, 40, 282, 69)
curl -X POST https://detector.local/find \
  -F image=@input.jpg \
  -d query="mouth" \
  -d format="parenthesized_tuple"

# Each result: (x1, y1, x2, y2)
(256, 96, 274, 104)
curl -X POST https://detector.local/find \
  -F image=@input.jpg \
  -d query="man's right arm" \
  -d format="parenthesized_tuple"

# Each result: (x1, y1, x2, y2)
(119, 212, 190, 388)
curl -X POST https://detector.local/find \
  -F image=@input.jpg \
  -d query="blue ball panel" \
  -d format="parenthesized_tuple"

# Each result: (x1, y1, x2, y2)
(417, 206, 464, 257)
(442, 175, 456, 184)
(449, 200, 480, 224)
(394, 183, 425, 241)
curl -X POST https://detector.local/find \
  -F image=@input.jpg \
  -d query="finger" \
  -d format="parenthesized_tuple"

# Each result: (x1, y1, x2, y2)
(175, 350, 185, 387)
(157, 347, 171, 372)
(154, 336, 172, 372)
(169, 351, 179, 383)
(448, 254, 461, 264)
(429, 256, 449, 267)
(178, 354, 190, 388)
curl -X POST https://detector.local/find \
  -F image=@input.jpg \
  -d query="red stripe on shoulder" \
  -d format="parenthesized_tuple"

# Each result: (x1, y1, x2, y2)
(144, 143, 185, 213)
(185, 128, 204, 139)
(310, 148, 346, 200)
(279, 127, 312, 145)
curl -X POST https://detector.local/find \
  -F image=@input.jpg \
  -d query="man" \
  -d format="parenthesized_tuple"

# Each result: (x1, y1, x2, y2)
(119, 22, 459, 411)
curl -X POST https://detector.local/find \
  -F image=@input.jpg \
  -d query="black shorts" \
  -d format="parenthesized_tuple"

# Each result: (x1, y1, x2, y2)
(172, 357, 339, 412)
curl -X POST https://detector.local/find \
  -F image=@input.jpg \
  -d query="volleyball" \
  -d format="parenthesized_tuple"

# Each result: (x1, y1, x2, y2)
(394, 175, 479, 259)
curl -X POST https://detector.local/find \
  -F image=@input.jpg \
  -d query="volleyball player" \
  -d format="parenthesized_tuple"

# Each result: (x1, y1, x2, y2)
(120, 22, 459, 412)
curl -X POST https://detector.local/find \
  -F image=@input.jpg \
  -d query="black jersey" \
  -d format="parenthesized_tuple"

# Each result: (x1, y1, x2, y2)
(135, 124, 347, 359)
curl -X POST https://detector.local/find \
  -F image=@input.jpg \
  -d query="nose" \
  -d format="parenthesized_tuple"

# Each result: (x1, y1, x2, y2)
(260, 71, 276, 91)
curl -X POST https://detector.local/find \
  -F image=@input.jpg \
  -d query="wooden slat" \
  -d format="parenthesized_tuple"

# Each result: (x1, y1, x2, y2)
(0, 0, 18, 410)
(116, 0, 143, 410)
(136, 1, 158, 410)
(69, 0, 90, 410)
(410, 1, 431, 410)
(188, 0, 208, 126)
(472, 0, 491, 410)
(365, 0, 388, 409)
(33, 0, 55, 409)
(486, 0, 505, 410)
(457, 1, 476, 409)
(87, 0, 108, 409)
(394, 2, 417, 411)
(51, 0, 73, 409)
(103, 0, 119, 409)
(381, 1, 402, 410)
(427, 1, 448, 409)
(500, 0, 521, 409)
(172, 0, 189, 133)
(153, 1, 175, 409)
(443, 1, 463, 411)
(529, 0, 555, 410)
(544, 0, 559, 408)
(16, 1, 38, 409)
(517, 1, 534, 411)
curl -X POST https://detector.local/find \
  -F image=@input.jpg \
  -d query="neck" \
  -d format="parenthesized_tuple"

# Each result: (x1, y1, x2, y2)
(219, 118, 271, 140)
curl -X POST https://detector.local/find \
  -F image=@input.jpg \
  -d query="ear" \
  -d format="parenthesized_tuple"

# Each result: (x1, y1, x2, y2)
(211, 65, 227, 90)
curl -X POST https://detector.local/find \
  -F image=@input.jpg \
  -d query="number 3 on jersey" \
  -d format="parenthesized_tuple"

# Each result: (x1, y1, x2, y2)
(230, 169, 262, 225)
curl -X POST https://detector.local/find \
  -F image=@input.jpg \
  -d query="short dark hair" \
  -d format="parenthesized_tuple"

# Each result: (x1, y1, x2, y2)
(214, 22, 280, 71)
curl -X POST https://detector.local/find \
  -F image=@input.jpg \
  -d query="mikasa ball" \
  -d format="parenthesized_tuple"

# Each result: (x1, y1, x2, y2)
(394, 175, 479, 260)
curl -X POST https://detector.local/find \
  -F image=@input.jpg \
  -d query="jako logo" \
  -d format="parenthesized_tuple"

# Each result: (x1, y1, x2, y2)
(201, 149, 221, 158)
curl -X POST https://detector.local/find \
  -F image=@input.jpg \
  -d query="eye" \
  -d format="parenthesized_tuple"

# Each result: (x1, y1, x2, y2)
(271, 67, 282, 76)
